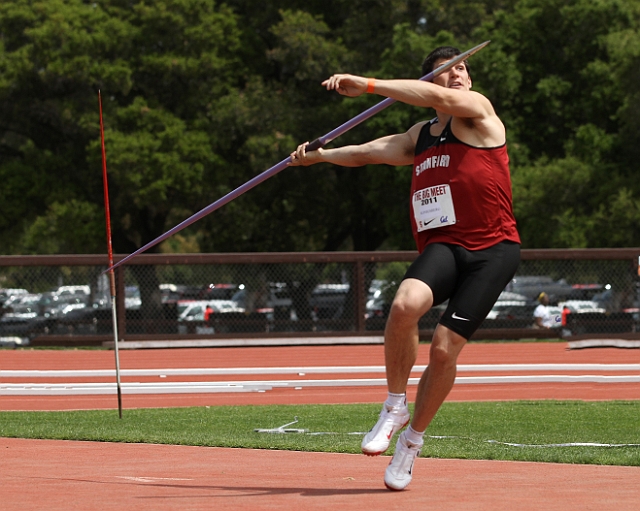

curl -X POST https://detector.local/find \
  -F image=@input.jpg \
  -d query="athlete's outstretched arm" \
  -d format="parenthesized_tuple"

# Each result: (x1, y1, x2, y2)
(322, 73, 494, 121)
(289, 123, 424, 168)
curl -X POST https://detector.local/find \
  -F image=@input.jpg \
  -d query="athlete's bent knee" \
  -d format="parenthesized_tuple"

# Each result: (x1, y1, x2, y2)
(389, 281, 432, 321)
(429, 342, 458, 369)
(429, 328, 466, 369)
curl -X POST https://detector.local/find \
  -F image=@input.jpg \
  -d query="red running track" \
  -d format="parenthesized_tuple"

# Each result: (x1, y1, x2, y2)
(2, 437, 639, 511)
(2, 341, 640, 411)
(2, 342, 639, 511)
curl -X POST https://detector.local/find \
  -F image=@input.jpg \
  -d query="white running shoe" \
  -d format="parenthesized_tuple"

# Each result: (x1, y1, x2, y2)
(361, 403, 410, 456)
(384, 431, 422, 491)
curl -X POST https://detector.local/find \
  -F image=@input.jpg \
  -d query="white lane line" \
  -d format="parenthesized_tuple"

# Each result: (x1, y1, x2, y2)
(0, 382, 279, 395)
(3, 363, 640, 378)
(115, 476, 193, 482)
(3, 374, 640, 395)
(485, 440, 640, 448)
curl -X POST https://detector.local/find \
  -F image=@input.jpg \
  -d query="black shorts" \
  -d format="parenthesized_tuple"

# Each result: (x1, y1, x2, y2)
(403, 241, 521, 339)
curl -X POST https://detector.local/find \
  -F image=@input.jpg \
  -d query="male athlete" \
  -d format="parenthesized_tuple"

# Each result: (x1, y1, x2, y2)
(289, 46, 520, 490)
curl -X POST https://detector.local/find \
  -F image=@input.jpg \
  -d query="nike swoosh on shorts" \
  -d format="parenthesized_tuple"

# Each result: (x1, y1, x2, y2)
(451, 312, 471, 321)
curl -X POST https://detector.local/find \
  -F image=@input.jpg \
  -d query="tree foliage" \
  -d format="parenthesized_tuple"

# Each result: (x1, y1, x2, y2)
(1, 0, 639, 256)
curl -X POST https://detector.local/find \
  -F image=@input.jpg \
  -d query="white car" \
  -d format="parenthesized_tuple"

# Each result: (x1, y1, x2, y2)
(177, 300, 244, 322)
(54, 285, 90, 296)
(558, 300, 606, 314)
(485, 292, 529, 320)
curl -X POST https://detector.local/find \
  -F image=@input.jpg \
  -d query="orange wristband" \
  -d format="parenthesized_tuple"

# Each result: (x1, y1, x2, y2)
(366, 78, 375, 94)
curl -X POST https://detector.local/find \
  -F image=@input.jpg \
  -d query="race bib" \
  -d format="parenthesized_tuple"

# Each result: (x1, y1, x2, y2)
(412, 184, 456, 232)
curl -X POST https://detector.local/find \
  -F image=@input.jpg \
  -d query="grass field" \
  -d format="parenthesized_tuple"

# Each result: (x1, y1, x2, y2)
(1, 401, 639, 466)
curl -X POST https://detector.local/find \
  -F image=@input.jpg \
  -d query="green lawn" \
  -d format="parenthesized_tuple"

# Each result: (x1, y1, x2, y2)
(1, 401, 639, 466)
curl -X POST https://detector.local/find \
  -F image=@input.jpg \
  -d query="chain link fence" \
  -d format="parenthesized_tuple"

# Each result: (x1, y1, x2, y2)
(1, 250, 639, 346)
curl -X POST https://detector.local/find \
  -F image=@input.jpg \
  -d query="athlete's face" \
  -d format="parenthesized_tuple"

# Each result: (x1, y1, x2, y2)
(432, 58, 472, 91)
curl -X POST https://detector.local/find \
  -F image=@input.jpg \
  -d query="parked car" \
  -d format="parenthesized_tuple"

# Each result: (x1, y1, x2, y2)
(568, 283, 605, 300)
(177, 299, 243, 322)
(484, 292, 531, 320)
(176, 299, 244, 334)
(2, 293, 42, 314)
(0, 288, 29, 308)
(199, 283, 240, 301)
(54, 285, 90, 296)
(561, 300, 633, 335)
(591, 287, 615, 311)
(365, 279, 397, 319)
(558, 300, 606, 314)
(231, 283, 295, 316)
(36, 292, 67, 317)
(159, 283, 182, 303)
(125, 286, 141, 309)
(365, 295, 386, 319)
(0, 292, 54, 337)
(504, 275, 574, 302)
(309, 283, 350, 320)
(170, 283, 240, 302)
(52, 303, 104, 335)
(0, 312, 50, 338)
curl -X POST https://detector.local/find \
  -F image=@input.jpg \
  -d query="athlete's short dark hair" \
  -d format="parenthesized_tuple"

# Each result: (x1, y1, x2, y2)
(421, 46, 470, 77)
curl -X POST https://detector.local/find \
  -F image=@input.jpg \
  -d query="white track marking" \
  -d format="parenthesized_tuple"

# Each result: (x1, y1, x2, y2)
(2, 373, 640, 395)
(114, 476, 193, 483)
(3, 363, 640, 396)
(3, 363, 640, 378)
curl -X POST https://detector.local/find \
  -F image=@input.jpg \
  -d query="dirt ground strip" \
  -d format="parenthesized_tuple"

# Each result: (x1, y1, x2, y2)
(1, 342, 639, 510)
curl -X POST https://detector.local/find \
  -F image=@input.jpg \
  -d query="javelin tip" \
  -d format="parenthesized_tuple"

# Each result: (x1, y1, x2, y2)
(462, 40, 490, 58)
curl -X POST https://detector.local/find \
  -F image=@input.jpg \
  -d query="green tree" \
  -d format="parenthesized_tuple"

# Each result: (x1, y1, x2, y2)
(478, 0, 640, 247)
(2, 0, 640, 257)
(0, 0, 243, 255)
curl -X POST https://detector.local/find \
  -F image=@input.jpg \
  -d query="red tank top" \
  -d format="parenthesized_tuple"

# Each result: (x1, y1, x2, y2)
(411, 119, 520, 252)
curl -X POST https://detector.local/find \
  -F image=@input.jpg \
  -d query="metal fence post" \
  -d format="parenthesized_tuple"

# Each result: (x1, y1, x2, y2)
(355, 260, 366, 332)
(116, 266, 126, 339)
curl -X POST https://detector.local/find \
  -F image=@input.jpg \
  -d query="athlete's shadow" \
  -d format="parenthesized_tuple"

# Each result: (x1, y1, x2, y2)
(28, 476, 389, 497)
(138, 484, 390, 498)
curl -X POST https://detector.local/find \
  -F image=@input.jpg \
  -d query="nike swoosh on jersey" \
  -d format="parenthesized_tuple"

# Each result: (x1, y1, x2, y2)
(451, 312, 471, 321)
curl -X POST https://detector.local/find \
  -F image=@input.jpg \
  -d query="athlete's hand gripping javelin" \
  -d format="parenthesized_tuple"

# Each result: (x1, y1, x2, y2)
(289, 74, 371, 166)
(321, 74, 370, 97)
(289, 70, 424, 169)
(288, 141, 319, 166)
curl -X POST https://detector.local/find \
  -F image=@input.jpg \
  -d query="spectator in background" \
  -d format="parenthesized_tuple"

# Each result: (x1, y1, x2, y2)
(533, 292, 555, 329)
(204, 305, 214, 323)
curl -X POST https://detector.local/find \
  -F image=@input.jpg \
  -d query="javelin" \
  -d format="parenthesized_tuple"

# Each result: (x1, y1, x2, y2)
(106, 40, 490, 272)
(99, 90, 123, 418)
